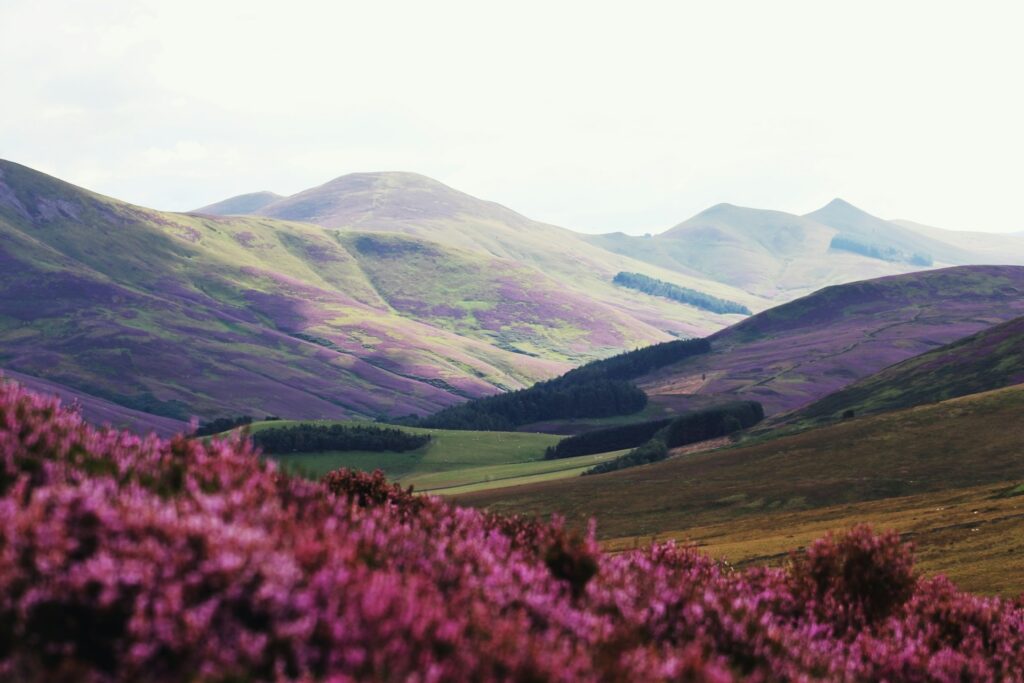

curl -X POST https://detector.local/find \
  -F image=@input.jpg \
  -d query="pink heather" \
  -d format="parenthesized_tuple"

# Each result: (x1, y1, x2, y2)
(0, 379, 1022, 681)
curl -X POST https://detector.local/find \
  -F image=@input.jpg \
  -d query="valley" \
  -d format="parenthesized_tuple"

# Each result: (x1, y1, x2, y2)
(11, 6, 1024, 678)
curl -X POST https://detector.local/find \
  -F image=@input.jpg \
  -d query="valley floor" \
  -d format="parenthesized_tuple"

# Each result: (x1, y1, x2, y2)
(457, 384, 1024, 595)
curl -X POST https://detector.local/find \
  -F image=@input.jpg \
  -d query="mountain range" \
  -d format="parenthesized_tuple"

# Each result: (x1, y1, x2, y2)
(586, 200, 1024, 301)
(0, 160, 752, 425)
(3, 157, 1024, 428)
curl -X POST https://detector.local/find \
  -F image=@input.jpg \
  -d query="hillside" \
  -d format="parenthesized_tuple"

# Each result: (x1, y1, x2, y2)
(0, 370, 187, 436)
(585, 202, 938, 300)
(805, 198, 976, 266)
(790, 314, 1024, 425)
(459, 384, 1024, 592)
(3, 159, 710, 422)
(637, 265, 1024, 417)
(199, 171, 765, 337)
(892, 218, 1024, 265)
(194, 190, 284, 215)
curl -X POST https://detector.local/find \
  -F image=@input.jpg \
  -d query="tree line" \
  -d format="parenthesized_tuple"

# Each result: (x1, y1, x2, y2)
(583, 401, 764, 475)
(419, 338, 711, 431)
(544, 418, 674, 460)
(252, 423, 431, 454)
(613, 272, 752, 315)
(829, 235, 933, 266)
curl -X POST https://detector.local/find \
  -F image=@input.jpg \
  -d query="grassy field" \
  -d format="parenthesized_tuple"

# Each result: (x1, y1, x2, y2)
(407, 450, 628, 494)
(459, 384, 1024, 593)
(247, 419, 621, 493)
(602, 483, 1024, 596)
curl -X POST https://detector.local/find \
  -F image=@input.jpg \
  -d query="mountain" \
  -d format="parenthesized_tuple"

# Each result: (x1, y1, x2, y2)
(891, 219, 1024, 265)
(5, 159, 737, 422)
(806, 198, 975, 265)
(585, 201, 948, 300)
(194, 190, 284, 215)
(790, 314, 1024, 424)
(200, 171, 766, 336)
(636, 266, 1024, 417)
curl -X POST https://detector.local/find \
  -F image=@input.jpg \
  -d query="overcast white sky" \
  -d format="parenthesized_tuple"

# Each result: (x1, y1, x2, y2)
(2, 0, 1022, 234)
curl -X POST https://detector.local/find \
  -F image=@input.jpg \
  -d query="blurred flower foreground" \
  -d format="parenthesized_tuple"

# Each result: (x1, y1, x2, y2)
(1, 379, 1022, 682)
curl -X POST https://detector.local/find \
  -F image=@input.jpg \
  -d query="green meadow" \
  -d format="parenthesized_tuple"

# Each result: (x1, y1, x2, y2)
(242, 419, 620, 493)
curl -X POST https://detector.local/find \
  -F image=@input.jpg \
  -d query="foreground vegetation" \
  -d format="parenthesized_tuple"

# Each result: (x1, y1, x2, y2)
(3, 382, 1024, 681)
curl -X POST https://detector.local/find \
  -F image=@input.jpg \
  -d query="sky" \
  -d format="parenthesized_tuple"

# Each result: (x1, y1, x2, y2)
(2, 0, 1022, 235)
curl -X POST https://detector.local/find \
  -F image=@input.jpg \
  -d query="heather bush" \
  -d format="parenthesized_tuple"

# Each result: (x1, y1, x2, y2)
(1, 378, 1023, 681)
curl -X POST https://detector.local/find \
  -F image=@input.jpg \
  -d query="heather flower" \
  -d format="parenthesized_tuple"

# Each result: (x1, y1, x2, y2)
(1, 378, 1022, 682)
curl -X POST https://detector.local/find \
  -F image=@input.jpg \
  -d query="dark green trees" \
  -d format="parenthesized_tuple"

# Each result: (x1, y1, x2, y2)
(612, 272, 752, 315)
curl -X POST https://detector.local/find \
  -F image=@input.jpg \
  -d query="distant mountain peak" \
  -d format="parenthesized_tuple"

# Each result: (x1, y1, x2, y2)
(193, 190, 284, 216)
(251, 169, 537, 231)
(807, 197, 875, 220)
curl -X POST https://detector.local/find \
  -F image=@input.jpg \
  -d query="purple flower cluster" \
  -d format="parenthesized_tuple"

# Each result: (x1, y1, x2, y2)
(1, 380, 1022, 681)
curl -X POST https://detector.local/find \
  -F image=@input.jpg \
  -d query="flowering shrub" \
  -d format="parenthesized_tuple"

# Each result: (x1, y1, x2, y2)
(1, 379, 1023, 681)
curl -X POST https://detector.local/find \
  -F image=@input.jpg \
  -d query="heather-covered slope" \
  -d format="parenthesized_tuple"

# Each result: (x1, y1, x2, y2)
(790, 314, 1024, 424)
(2, 160, 626, 420)
(638, 266, 1024, 416)
(4, 380, 1024, 680)
(0, 370, 187, 436)
(203, 170, 765, 336)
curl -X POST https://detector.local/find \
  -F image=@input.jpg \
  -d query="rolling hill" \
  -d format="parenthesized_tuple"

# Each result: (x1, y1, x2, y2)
(636, 265, 1024, 417)
(789, 314, 1024, 425)
(3, 159, 740, 423)
(194, 190, 285, 216)
(805, 198, 976, 266)
(198, 171, 764, 338)
(459, 383, 1024, 593)
(891, 218, 1024, 265)
(584, 200, 971, 301)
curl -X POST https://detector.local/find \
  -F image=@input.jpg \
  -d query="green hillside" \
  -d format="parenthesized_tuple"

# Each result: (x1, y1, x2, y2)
(211, 170, 766, 335)
(459, 383, 1024, 542)
(0, 159, 756, 423)
(790, 314, 1024, 426)
(585, 202, 929, 300)
(236, 418, 622, 493)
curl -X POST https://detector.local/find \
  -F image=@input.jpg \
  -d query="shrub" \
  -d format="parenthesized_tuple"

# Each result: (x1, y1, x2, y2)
(2, 379, 1023, 681)
(583, 436, 669, 475)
